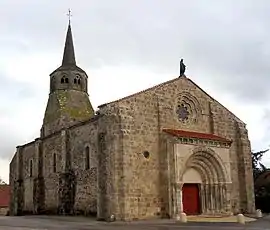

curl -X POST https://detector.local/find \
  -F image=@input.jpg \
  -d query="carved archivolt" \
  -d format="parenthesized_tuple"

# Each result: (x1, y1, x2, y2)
(179, 147, 229, 184)
(175, 92, 202, 124)
(174, 147, 232, 215)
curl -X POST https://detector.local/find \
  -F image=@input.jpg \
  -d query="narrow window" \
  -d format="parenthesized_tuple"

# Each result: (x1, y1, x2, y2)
(65, 78, 69, 83)
(74, 78, 77, 84)
(85, 146, 90, 170)
(29, 159, 33, 177)
(53, 153, 56, 173)
(75, 75, 81, 85)
(61, 78, 65, 83)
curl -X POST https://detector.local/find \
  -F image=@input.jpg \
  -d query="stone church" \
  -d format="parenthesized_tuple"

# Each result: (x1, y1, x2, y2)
(9, 22, 255, 221)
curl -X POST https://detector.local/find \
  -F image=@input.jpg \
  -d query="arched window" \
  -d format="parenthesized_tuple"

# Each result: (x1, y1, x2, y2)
(74, 75, 81, 85)
(29, 159, 33, 177)
(53, 153, 57, 173)
(65, 78, 69, 83)
(61, 77, 65, 83)
(85, 146, 90, 170)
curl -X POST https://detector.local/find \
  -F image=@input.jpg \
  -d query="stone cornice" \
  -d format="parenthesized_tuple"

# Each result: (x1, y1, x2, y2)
(177, 137, 231, 148)
(163, 128, 232, 148)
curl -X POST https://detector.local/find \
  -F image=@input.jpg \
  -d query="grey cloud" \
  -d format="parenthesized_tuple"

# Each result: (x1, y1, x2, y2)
(0, 72, 40, 159)
(1, 0, 270, 161)
(0, 132, 17, 160)
(71, 0, 270, 104)
(258, 109, 270, 150)
(0, 72, 37, 100)
(1, 1, 270, 101)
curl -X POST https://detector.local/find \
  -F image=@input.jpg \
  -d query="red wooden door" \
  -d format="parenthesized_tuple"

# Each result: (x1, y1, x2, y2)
(182, 184, 200, 215)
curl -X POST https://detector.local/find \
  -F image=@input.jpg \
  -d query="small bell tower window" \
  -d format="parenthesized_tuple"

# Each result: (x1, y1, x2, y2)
(74, 75, 81, 85)
(61, 75, 69, 84)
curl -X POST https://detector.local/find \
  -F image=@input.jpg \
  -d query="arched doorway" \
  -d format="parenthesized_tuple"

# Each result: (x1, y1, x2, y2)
(177, 147, 231, 215)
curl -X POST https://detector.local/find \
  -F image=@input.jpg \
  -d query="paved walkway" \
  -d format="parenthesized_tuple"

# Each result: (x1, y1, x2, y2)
(0, 215, 268, 230)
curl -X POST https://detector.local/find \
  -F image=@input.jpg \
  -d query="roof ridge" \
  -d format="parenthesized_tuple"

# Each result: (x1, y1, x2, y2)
(97, 75, 245, 125)
(98, 77, 181, 108)
(186, 78, 244, 124)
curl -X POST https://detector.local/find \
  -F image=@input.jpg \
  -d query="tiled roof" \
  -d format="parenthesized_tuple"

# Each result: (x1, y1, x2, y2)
(0, 185, 10, 208)
(163, 128, 232, 143)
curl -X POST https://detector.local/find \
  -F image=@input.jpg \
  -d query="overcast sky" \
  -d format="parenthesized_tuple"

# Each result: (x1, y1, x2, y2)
(1, 0, 270, 183)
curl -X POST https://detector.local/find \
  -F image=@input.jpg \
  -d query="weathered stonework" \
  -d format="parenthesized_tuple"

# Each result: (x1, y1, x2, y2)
(9, 24, 255, 221)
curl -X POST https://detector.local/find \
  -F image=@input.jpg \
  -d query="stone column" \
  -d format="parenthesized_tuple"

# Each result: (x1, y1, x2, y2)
(215, 183, 221, 213)
(204, 184, 210, 214)
(219, 183, 225, 213)
(224, 183, 232, 214)
(213, 183, 219, 213)
(172, 186, 177, 218)
(174, 183, 183, 219)
(209, 184, 215, 214)
(179, 188, 183, 212)
(200, 184, 206, 214)
(175, 188, 181, 219)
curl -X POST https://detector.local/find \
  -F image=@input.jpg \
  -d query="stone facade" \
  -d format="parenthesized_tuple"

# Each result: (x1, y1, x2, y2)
(9, 23, 255, 221)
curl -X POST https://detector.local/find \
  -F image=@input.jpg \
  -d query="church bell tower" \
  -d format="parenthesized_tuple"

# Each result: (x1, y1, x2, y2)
(41, 22, 94, 137)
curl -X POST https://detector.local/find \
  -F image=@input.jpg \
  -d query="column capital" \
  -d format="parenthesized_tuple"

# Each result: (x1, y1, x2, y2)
(175, 182, 184, 189)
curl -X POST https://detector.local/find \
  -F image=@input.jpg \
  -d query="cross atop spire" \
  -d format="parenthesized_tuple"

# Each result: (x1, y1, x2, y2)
(61, 19, 76, 66)
(67, 8, 72, 25)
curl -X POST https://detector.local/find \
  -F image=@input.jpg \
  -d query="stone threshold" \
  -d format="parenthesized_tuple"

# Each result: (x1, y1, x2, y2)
(187, 215, 256, 223)
(192, 214, 232, 218)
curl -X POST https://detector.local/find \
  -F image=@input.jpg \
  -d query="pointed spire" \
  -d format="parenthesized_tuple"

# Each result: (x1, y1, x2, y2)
(62, 22, 76, 66)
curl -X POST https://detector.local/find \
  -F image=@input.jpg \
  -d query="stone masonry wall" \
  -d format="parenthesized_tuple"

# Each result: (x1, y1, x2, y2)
(115, 98, 161, 220)
(68, 119, 99, 216)
(234, 121, 255, 213)
(9, 117, 101, 217)
(21, 143, 36, 213)
(42, 90, 94, 137)
(102, 76, 255, 220)
(96, 107, 123, 220)
(42, 133, 62, 214)
(9, 141, 36, 215)
(9, 76, 255, 220)
(211, 100, 255, 213)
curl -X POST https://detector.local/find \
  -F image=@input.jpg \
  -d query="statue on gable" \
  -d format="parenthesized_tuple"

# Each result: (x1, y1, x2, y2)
(180, 59, 186, 77)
